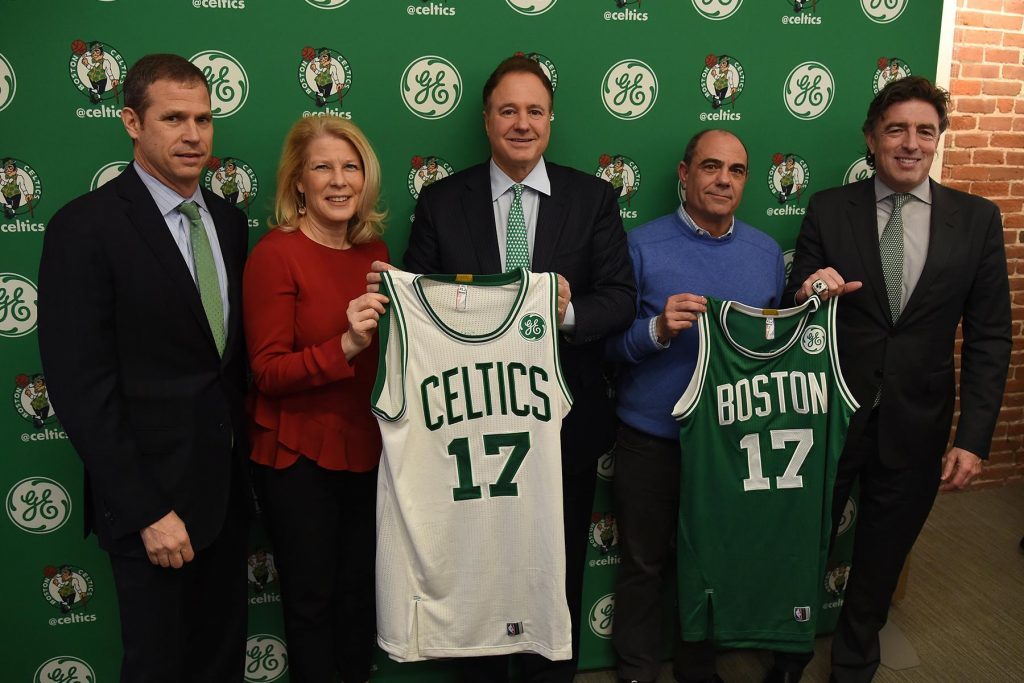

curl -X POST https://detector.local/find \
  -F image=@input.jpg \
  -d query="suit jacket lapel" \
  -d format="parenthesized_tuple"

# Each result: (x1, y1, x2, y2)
(900, 179, 956, 321)
(457, 165, 501, 274)
(849, 179, 890, 319)
(117, 165, 216, 350)
(532, 163, 567, 273)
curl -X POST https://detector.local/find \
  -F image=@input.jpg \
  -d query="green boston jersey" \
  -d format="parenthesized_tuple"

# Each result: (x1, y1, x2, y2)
(671, 295, 858, 652)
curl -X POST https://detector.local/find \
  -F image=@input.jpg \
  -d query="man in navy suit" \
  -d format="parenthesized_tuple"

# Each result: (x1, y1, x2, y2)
(402, 55, 636, 682)
(38, 54, 249, 683)
(786, 76, 1011, 683)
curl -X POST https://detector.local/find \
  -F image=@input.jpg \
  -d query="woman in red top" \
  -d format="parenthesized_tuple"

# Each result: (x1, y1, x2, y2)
(244, 116, 389, 683)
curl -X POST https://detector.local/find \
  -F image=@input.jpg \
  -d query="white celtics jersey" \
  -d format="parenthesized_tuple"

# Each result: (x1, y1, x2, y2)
(372, 268, 573, 662)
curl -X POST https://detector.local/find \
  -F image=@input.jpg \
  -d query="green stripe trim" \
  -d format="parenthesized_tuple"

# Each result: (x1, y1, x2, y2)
(547, 272, 573, 409)
(827, 297, 860, 412)
(673, 309, 710, 423)
(370, 270, 409, 422)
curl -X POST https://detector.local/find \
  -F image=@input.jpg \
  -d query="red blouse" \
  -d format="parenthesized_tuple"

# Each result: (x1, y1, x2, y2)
(243, 228, 388, 471)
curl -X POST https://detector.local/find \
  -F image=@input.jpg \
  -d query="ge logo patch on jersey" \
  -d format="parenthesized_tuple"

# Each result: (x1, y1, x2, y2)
(800, 325, 826, 355)
(519, 313, 546, 341)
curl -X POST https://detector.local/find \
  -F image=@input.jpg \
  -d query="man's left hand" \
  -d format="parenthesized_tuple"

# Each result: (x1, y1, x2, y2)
(556, 274, 571, 325)
(940, 447, 983, 491)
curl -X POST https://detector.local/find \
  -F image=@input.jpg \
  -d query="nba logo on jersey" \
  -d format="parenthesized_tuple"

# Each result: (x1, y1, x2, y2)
(507, 622, 525, 636)
(794, 606, 811, 622)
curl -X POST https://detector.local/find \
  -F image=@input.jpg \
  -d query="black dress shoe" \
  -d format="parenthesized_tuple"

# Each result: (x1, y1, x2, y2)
(763, 668, 802, 683)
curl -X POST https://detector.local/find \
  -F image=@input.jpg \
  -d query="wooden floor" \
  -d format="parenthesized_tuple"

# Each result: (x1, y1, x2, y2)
(576, 484, 1024, 683)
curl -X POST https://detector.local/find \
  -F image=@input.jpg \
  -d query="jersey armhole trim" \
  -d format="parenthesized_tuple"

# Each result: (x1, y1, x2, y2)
(672, 312, 710, 422)
(827, 297, 859, 413)
(370, 271, 409, 422)
(547, 271, 574, 411)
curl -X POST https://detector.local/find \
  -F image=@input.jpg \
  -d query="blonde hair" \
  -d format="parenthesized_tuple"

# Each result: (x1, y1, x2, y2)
(271, 116, 386, 244)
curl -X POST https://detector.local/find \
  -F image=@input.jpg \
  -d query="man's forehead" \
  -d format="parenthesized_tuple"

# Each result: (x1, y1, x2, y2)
(146, 80, 212, 108)
(489, 72, 551, 107)
(877, 99, 940, 126)
(694, 133, 747, 164)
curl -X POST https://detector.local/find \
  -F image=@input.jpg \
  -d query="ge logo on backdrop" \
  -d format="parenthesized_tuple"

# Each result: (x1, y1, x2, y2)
(303, 0, 350, 9)
(189, 50, 249, 118)
(0, 53, 16, 112)
(400, 56, 462, 120)
(861, 0, 908, 23)
(505, 0, 558, 16)
(601, 59, 658, 121)
(783, 61, 834, 120)
(6, 477, 71, 534)
(0, 272, 39, 337)
(34, 656, 96, 683)
(691, 0, 744, 20)
(90, 161, 129, 191)
(588, 594, 615, 638)
(245, 634, 289, 683)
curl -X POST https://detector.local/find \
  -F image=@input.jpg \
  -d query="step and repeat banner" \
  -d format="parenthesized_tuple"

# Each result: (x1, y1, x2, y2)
(2, 0, 940, 680)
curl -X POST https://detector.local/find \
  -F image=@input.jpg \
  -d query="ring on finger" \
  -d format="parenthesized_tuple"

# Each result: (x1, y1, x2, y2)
(811, 279, 828, 295)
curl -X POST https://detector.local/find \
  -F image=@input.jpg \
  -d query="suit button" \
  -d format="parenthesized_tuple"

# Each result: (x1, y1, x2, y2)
(217, 423, 225, 430)
(104, 511, 114, 520)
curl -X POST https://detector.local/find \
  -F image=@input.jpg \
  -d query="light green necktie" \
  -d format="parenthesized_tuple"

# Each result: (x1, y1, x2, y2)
(178, 200, 225, 356)
(874, 192, 910, 406)
(505, 183, 530, 272)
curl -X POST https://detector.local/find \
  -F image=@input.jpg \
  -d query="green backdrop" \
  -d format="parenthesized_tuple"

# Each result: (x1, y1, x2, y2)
(1, 0, 939, 680)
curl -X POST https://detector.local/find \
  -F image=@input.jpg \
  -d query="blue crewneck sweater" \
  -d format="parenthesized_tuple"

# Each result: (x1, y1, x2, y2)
(607, 209, 784, 440)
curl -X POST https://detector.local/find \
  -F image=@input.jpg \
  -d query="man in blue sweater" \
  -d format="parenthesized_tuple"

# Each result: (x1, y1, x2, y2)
(607, 129, 807, 683)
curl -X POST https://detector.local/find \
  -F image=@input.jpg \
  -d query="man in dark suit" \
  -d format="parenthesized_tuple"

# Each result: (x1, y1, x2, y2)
(786, 76, 1011, 683)
(38, 54, 249, 682)
(402, 55, 636, 682)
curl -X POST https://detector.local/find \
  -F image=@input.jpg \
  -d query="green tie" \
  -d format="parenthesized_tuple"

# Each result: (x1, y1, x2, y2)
(880, 192, 909, 324)
(505, 183, 530, 272)
(874, 192, 910, 407)
(178, 200, 225, 356)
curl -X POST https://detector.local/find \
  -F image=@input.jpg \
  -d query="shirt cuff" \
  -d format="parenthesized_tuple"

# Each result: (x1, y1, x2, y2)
(650, 316, 670, 349)
(558, 302, 576, 333)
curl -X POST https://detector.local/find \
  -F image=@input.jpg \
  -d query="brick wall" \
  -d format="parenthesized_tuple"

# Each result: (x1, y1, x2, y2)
(944, 0, 1023, 485)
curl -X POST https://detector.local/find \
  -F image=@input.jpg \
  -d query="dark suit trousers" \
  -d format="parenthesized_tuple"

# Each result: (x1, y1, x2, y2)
(108, 473, 248, 683)
(830, 409, 942, 683)
(255, 457, 377, 683)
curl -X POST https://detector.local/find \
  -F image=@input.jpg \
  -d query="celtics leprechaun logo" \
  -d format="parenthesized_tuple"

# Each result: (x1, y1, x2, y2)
(595, 154, 641, 206)
(825, 563, 851, 597)
(1, 157, 40, 220)
(42, 564, 94, 613)
(701, 53, 744, 109)
(299, 46, 352, 107)
(14, 373, 57, 429)
(768, 153, 810, 205)
(589, 512, 619, 555)
(69, 39, 126, 104)
(516, 51, 558, 92)
(247, 548, 279, 595)
(872, 56, 911, 94)
(407, 155, 454, 200)
(203, 156, 258, 214)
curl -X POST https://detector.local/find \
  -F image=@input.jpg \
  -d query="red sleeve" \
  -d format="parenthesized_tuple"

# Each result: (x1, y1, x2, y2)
(243, 235, 355, 398)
